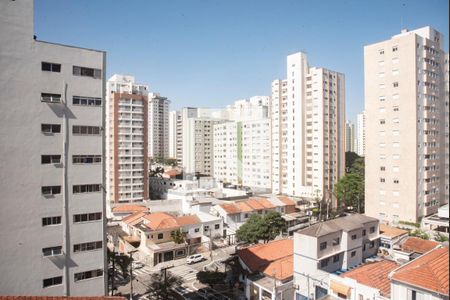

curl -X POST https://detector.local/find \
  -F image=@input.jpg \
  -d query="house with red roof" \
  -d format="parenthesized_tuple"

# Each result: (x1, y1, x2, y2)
(237, 239, 295, 300)
(389, 246, 449, 300)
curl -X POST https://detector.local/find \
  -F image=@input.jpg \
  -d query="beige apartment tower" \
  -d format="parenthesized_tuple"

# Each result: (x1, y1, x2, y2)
(364, 27, 449, 224)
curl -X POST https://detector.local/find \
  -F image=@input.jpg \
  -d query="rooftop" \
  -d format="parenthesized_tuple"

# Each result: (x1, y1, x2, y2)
(238, 239, 293, 281)
(379, 224, 408, 239)
(298, 214, 378, 237)
(277, 196, 296, 206)
(390, 246, 449, 296)
(400, 237, 439, 254)
(341, 260, 399, 297)
(112, 204, 148, 213)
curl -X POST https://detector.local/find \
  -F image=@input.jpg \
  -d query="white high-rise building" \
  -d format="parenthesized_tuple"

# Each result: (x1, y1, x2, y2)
(148, 92, 170, 159)
(364, 27, 449, 224)
(213, 97, 271, 189)
(177, 108, 225, 175)
(271, 52, 346, 203)
(356, 111, 366, 156)
(345, 120, 356, 152)
(0, 1, 106, 295)
(168, 111, 178, 159)
(106, 75, 149, 205)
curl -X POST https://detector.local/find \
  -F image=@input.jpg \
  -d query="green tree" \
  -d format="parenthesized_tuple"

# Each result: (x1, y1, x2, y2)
(409, 229, 430, 240)
(435, 233, 449, 242)
(196, 271, 226, 285)
(149, 166, 164, 177)
(349, 157, 365, 178)
(345, 151, 360, 172)
(170, 228, 185, 244)
(236, 211, 286, 244)
(146, 271, 184, 300)
(334, 173, 364, 213)
(114, 254, 132, 279)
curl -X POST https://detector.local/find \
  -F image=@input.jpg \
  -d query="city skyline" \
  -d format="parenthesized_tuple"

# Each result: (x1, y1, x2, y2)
(34, 0, 449, 122)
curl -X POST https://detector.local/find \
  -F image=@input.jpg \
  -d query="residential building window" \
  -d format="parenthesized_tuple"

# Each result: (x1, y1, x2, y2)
(72, 125, 101, 135)
(42, 186, 61, 195)
(351, 234, 357, 240)
(320, 258, 329, 268)
(41, 62, 61, 72)
(42, 246, 62, 257)
(73, 96, 102, 106)
(362, 229, 366, 236)
(379, 49, 384, 55)
(194, 228, 199, 233)
(41, 124, 61, 133)
(380, 178, 385, 183)
(74, 269, 103, 282)
(73, 66, 102, 79)
(73, 184, 101, 194)
(370, 226, 375, 233)
(214, 224, 220, 229)
(42, 216, 61, 226)
(332, 254, 339, 263)
(74, 241, 102, 253)
(392, 46, 398, 52)
(380, 119, 385, 125)
(43, 276, 63, 288)
(73, 212, 102, 223)
(351, 251, 356, 257)
(41, 155, 61, 164)
(394, 179, 399, 184)
(393, 82, 399, 87)
(41, 93, 61, 103)
(370, 241, 375, 248)
(158, 233, 164, 239)
(332, 238, 340, 245)
(320, 242, 327, 250)
(72, 155, 101, 164)
(380, 166, 385, 171)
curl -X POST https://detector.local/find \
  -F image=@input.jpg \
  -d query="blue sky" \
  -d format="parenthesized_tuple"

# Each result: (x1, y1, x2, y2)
(35, 0, 448, 122)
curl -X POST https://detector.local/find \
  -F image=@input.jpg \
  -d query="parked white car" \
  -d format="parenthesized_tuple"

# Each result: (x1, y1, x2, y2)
(186, 254, 204, 264)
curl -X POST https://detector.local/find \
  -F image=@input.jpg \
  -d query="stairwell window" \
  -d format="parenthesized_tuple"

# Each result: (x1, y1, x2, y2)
(41, 62, 61, 72)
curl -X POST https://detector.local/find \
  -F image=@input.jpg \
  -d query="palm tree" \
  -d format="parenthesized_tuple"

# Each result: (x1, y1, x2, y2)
(146, 271, 184, 300)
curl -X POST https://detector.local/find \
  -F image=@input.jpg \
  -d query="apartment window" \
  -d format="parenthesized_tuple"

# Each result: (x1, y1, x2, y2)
(320, 242, 327, 250)
(42, 246, 62, 257)
(380, 119, 385, 125)
(43, 276, 63, 288)
(72, 125, 101, 135)
(379, 49, 384, 55)
(74, 269, 103, 282)
(393, 106, 399, 112)
(380, 166, 385, 171)
(351, 234, 357, 240)
(158, 233, 164, 239)
(393, 82, 399, 87)
(351, 251, 356, 257)
(73, 212, 102, 223)
(73, 184, 101, 194)
(73, 66, 102, 79)
(392, 46, 398, 52)
(41, 62, 61, 72)
(333, 254, 340, 263)
(41, 124, 61, 133)
(74, 241, 102, 253)
(332, 238, 340, 246)
(370, 241, 375, 248)
(379, 96, 385, 102)
(380, 178, 385, 183)
(394, 179, 399, 184)
(194, 228, 199, 233)
(73, 96, 102, 106)
(320, 258, 329, 268)
(42, 186, 61, 195)
(42, 216, 61, 226)
(370, 226, 375, 233)
(214, 224, 220, 229)
(72, 155, 101, 164)
(41, 93, 61, 103)
(41, 155, 61, 164)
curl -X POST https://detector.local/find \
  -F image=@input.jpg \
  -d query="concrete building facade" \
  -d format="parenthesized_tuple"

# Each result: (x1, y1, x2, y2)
(168, 110, 178, 159)
(0, 0, 106, 295)
(106, 75, 149, 205)
(271, 52, 345, 203)
(364, 27, 449, 224)
(345, 120, 356, 153)
(148, 92, 170, 159)
(356, 111, 366, 157)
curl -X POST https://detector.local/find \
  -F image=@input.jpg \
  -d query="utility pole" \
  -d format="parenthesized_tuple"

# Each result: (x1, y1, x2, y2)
(111, 250, 116, 295)
(161, 265, 174, 299)
(129, 250, 138, 300)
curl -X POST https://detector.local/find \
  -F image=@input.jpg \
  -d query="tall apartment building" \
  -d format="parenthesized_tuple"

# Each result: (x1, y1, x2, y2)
(356, 111, 366, 156)
(364, 27, 449, 224)
(148, 92, 170, 159)
(345, 120, 356, 152)
(176, 108, 225, 175)
(0, 0, 106, 295)
(271, 52, 345, 202)
(213, 97, 271, 189)
(168, 111, 178, 159)
(106, 75, 149, 205)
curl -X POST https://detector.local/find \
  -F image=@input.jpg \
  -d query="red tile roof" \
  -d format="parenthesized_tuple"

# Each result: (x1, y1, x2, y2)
(391, 247, 449, 296)
(254, 198, 276, 209)
(247, 199, 265, 210)
(401, 237, 439, 254)
(236, 202, 253, 213)
(122, 211, 146, 226)
(0, 297, 125, 300)
(277, 196, 296, 206)
(112, 204, 148, 213)
(342, 260, 399, 297)
(143, 212, 179, 230)
(238, 239, 293, 280)
(176, 215, 201, 226)
(163, 169, 181, 177)
(219, 203, 242, 214)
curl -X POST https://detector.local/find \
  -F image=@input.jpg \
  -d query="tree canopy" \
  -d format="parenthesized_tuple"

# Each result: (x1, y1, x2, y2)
(334, 157, 365, 213)
(146, 271, 184, 300)
(170, 228, 185, 244)
(236, 211, 286, 244)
